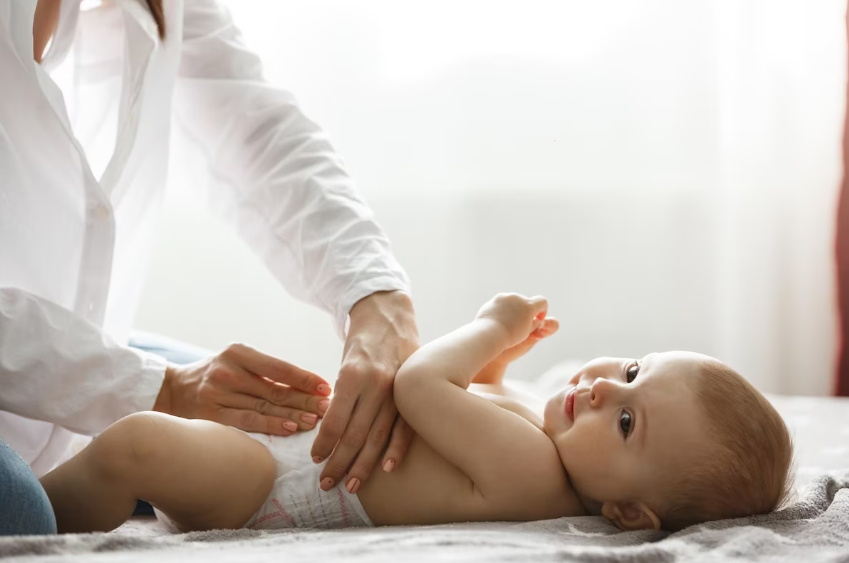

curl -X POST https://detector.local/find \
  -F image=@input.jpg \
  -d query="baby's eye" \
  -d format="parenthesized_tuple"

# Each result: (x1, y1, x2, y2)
(619, 411, 633, 438)
(626, 362, 640, 383)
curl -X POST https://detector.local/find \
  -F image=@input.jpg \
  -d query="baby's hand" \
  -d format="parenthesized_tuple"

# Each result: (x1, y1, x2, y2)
(475, 293, 550, 348)
(493, 316, 559, 366)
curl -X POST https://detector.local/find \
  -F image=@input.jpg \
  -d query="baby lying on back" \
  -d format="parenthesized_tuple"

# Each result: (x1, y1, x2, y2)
(42, 293, 793, 533)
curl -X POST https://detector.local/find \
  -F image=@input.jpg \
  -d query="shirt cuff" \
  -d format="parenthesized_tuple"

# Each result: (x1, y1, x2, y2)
(336, 278, 412, 339)
(124, 348, 169, 412)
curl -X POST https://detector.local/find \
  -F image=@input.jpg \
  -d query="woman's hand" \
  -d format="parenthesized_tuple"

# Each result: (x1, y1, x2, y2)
(310, 291, 419, 493)
(153, 343, 332, 435)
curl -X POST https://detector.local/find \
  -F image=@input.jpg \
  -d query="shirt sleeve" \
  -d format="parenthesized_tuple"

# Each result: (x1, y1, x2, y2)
(174, 0, 411, 337)
(0, 288, 167, 435)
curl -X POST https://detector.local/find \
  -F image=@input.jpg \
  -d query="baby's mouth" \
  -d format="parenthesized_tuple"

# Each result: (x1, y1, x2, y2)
(565, 388, 576, 421)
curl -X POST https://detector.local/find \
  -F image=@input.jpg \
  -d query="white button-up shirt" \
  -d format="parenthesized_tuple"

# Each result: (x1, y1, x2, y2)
(0, 0, 410, 475)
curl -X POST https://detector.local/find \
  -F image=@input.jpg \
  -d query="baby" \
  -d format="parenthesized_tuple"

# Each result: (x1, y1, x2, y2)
(40, 293, 793, 533)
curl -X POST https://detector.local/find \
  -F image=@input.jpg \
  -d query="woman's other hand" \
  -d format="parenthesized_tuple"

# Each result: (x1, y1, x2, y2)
(153, 343, 331, 435)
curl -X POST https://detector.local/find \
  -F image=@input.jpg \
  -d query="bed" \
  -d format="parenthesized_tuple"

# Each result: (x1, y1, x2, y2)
(1, 389, 847, 562)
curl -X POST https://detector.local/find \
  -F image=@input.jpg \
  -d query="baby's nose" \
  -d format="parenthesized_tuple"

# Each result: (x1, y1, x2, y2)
(589, 377, 617, 407)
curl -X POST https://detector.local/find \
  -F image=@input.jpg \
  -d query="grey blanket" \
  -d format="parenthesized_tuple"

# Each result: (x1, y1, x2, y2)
(1, 469, 847, 563)
(2, 393, 848, 562)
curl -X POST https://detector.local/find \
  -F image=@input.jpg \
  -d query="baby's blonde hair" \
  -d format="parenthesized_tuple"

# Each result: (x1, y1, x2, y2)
(657, 360, 794, 532)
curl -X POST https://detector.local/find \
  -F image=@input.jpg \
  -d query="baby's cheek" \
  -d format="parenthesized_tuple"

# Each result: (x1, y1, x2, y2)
(564, 433, 606, 475)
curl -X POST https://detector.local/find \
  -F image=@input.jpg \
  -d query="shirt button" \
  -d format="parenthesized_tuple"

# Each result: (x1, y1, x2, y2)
(95, 205, 109, 219)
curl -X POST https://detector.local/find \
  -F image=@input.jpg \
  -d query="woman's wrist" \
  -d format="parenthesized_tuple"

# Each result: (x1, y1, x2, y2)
(152, 364, 175, 414)
(348, 290, 418, 341)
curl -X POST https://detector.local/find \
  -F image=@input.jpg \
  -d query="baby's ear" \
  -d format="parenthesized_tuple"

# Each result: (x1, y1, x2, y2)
(601, 501, 661, 531)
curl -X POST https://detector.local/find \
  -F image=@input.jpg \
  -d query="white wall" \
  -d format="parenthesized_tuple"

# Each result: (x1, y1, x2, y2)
(135, 0, 843, 393)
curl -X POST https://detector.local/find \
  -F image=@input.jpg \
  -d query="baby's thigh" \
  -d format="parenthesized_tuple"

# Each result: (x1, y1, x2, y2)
(113, 413, 276, 532)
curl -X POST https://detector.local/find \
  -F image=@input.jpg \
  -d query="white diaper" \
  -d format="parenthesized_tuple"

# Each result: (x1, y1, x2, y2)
(241, 429, 374, 530)
(154, 427, 373, 532)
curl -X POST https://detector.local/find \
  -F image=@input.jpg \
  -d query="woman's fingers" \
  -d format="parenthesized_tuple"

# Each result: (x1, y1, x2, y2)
(380, 416, 414, 473)
(215, 407, 303, 436)
(313, 382, 385, 490)
(245, 375, 330, 416)
(156, 343, 330, 434)
(224, 343, 331, 395)
(338, 399, 401, 494)
(224, 393, 325, 432)
(310, 382, 359, 467)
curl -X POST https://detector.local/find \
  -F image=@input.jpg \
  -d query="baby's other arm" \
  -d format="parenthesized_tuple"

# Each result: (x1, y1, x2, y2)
(394, 294, 565, 508)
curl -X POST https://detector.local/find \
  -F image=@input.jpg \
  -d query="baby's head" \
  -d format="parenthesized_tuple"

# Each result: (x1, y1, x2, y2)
(543, 351, 793, 532)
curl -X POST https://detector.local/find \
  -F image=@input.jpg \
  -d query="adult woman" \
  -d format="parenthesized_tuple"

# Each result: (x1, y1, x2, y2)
(0, 0, 418, 534)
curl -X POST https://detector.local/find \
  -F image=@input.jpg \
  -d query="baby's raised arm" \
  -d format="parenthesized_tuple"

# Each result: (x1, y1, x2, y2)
(471, 313, 559, 385)
(394, 294, 559, 503)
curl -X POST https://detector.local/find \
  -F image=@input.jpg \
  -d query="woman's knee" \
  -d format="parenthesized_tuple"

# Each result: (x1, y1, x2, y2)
(0, 440, 57, 535)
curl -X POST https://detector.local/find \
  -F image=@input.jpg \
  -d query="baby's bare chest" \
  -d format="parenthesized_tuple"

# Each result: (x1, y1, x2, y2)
(358, 390, 578, 525)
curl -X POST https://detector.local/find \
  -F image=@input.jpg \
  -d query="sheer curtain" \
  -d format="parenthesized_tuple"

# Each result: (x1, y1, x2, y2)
(138, 1, 846, 395)
(714, 0, 845, 395)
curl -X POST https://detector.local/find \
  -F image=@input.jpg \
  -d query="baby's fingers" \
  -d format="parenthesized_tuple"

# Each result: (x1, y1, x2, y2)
(532, 317, 560, 339)
(527, 295, 549, 317)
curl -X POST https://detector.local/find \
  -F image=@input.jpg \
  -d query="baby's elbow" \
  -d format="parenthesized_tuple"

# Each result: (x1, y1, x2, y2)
(393, 363, 412, 405)
(393, 359, 425, 414)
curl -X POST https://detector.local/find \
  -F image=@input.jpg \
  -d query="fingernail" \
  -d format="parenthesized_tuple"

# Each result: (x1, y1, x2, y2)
(302, 413, 318, 424)
(346, 478, 360, 494)
(321, 477, 334, 491)
(312, 455, 323, 464)
(382, 459, 395, 473)
(283, 421, 298, 432)
(318, 399, 330, 413)
(317, 384, 331, 395)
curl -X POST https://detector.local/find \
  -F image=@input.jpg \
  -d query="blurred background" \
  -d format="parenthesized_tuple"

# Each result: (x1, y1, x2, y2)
(135, 0, 846, 395)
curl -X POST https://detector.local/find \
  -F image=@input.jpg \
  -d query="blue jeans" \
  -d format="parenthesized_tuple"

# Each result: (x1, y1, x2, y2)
(0, 439, 57, 535)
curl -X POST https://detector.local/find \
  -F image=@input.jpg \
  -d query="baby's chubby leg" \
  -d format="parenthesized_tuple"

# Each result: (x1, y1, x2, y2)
(40, 412, 276, 533)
